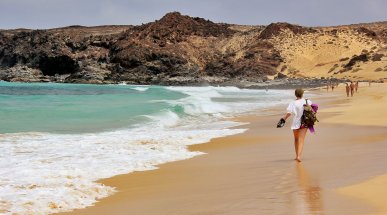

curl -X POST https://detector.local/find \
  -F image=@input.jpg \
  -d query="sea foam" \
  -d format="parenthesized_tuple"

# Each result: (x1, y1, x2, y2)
(0, 85, 294, 214)
(0, 123, 245, 214)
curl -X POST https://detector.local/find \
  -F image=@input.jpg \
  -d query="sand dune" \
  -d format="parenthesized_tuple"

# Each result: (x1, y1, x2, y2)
(272, 28, 387, 81)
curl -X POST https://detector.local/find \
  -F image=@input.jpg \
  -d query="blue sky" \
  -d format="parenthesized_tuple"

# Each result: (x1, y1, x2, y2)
(0, 0, 386, 29)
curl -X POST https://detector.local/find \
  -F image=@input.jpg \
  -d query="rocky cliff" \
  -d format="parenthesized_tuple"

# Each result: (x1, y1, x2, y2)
(0, 12, 386, 85)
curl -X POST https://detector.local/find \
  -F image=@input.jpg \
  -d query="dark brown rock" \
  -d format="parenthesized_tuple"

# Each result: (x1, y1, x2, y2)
(345, 54, 369, 68)
(356, 27, 377, 38)
(372, 53, 384, 61)
(258, 22, 316, 39)
(131, 12, 235, 45)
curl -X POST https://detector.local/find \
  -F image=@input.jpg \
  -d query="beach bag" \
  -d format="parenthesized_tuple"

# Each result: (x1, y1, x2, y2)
(301, 99, 318, 127)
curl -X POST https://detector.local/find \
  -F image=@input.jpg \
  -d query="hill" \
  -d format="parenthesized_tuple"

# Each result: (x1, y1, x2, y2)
(0, 12, 386, 85)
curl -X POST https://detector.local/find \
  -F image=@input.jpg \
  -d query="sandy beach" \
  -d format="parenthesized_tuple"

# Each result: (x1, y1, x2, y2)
(60, 83, 387, 215)
(1, 2, 387, 214)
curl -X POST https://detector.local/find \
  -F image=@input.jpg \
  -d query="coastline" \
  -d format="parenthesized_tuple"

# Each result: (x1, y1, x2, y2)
(2, 14, 386, 85)
(59, 83, 387, 215)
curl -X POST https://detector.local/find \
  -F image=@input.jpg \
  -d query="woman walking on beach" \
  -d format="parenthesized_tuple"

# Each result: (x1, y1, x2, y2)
(278, 89, 312, 162)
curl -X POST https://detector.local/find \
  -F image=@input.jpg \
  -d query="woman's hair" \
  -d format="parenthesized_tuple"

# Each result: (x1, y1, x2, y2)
(295, 88, 304, 98)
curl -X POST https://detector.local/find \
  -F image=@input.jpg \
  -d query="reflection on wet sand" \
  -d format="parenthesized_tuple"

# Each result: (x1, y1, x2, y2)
(291, 163, 324, 215)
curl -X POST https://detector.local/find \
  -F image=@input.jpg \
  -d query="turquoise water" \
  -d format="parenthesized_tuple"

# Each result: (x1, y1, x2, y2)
(0, 81, 295, 214)
(0, 82, 185, 133)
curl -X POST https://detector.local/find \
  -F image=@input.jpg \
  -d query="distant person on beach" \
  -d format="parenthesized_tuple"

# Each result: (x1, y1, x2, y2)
(277, 88, 312, 162)
(355, 81, 359, 92)
(345, 83, 351, 97)
(350, 82, 355, 97)
(331, 84, 335, 91)
(369, 81, 371, 87)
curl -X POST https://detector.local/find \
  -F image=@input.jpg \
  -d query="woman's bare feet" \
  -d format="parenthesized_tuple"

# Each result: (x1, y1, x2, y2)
(295, 157, 302, 162)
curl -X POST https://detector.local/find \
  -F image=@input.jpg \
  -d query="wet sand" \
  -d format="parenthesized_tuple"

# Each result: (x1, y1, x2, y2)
(60, 83, 387, 215)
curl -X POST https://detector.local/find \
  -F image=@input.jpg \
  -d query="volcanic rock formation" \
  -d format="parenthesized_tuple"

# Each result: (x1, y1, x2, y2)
(1, 12, 386, 85)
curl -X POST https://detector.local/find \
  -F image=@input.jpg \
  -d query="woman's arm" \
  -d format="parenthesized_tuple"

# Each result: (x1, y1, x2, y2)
(282, 112, 291, 121)
(277, 112, 291, 128)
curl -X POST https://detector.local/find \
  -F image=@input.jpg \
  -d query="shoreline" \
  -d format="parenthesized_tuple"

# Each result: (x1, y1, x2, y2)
(0, 78, 353, 90)
(59, 83, 387, 215)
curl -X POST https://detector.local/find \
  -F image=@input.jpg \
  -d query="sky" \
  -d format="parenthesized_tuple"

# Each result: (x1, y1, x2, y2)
(0, 0, 386, 29)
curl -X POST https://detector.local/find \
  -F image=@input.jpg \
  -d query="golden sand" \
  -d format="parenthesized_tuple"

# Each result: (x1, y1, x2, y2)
(322, 83, 387, 215)
(321, 82, 387, 126)
(60, 84, 387, 215)
(338, 174, 387, 215)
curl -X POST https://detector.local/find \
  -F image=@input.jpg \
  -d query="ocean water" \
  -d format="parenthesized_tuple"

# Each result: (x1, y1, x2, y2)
(0, 82, 294, 214)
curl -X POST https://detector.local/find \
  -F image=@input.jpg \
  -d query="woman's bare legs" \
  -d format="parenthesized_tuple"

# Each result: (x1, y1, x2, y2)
(293, 128, 308, 162)
(293, 129, 299, 159)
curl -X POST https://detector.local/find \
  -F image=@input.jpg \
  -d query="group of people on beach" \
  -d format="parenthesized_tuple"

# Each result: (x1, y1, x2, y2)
(345, 81, 359, 97)
(328, 81, 362, 97)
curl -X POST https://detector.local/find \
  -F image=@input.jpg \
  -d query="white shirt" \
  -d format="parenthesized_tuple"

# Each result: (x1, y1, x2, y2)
(286, 98, 312, 130)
